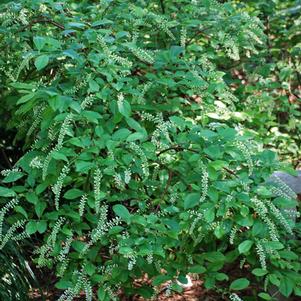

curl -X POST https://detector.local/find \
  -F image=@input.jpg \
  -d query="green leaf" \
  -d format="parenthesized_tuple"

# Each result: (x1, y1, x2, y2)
(15, 206, 28, 218)
(2, 171, 24, 183)
(152, 275, 171, 286)
(55, 279, 72, 290)
(25, 192, 38, 205)
(34, 55, 49, 70)
(64, 189, 83, 199)
(230, 278, 250, 290)
(258, 292, 272, 300)
(188, 265, 206, 274)
(84, 262, 96, 276)
(37, 220, 47, 233)
(35, 201, 47, 218)
(112, 128, 131, 140)
(82, 111, 102, 124)
(0, 186, 16, 197)
(279, 277, 294, 297)
(16, 92, 36, 105)
(33, 36, 46, 51)
(26, 221, 38, 235)
(75, 161, 94, 173)
(97, 288, 108, 301)
(184, 193, 200, 209)
(215, 273, 229, 281)
(113, 204, 131, 223)
(252, 268, 268, 277)
(118, 100, 131, 117)
(72, 240, 87, 253)
(52, 151, 68, 162)
(269, 274, 280, 286)
(238, 240, 254, 254)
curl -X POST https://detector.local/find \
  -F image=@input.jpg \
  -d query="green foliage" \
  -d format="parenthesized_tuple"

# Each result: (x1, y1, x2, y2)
(0, 0, 300, 300)
(231, 0, 301, 165)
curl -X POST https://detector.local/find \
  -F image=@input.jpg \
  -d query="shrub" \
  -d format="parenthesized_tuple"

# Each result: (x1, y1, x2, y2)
(0, 0, 300, 300)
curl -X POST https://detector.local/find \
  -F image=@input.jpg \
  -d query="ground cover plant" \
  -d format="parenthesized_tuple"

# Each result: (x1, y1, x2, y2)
(0, 0, 300, 300)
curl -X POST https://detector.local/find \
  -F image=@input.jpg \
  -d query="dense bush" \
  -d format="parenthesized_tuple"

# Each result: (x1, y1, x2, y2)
(0, 0, 300, 300)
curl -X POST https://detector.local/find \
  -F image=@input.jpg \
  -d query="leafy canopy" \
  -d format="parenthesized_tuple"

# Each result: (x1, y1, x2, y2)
(0, 0, 300, 300)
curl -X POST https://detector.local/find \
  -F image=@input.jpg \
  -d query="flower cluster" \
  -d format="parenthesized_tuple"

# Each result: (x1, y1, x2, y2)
(47, 121, 59, 142)
(229, 226, 238, 245)
(36, 217, 65, 267)
(117, 93, 124, 111)
(27, 104, 46, 137)
(149, 114, 174, 150)
(64, 75, 90, 96)
(180, 27, 187, 48)
(269, 175, 297, 200)
(137, 82, 152, 104)
(236, 141, 254, 176)
(266, 200, 293, 235)
(0, 219, 26, 250)
(199, 164, 208, 203)
(0, 198, 19, 240)
(57, 234, 73, 276)
(0, 167, 21, 177)
(97, 35, 132, 68)
(93, 168, 102, 213)
(230, 293, 244, 301)
(189, 212, 202, 235)
(255, 240, 267, 270)
(114, 173, 125, 190)
(79, 194, 87, 217)
(251, 197, 279, 241)
(52, 164, 70, 210)
(82, 206, 121, 254)
(128, 142, 149, 178)
(58, 271, 92, 301)
(125, 253, 137, 271)
(43, 113, 73, 180)
(148, 12, 175, 40)
(30, 156, 43, 169)
(81, 95, 96, 110)
(147, 253, 153, 264)
(127, 45, 155, 64)
(224, 36, 240, 61)
(124, 168, 131, 184)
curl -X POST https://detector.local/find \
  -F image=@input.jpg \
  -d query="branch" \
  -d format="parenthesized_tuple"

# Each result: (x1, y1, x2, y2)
(28, 18, 65, 30)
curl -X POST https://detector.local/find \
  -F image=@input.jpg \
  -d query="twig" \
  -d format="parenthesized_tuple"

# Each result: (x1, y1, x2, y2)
(25, 17, 65, 30)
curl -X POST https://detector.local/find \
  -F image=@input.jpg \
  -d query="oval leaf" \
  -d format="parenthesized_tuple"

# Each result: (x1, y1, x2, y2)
(230, 278, 250, 291)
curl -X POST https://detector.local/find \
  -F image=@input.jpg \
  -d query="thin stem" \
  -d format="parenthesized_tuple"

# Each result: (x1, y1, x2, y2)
(159, 0, 165, 14)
